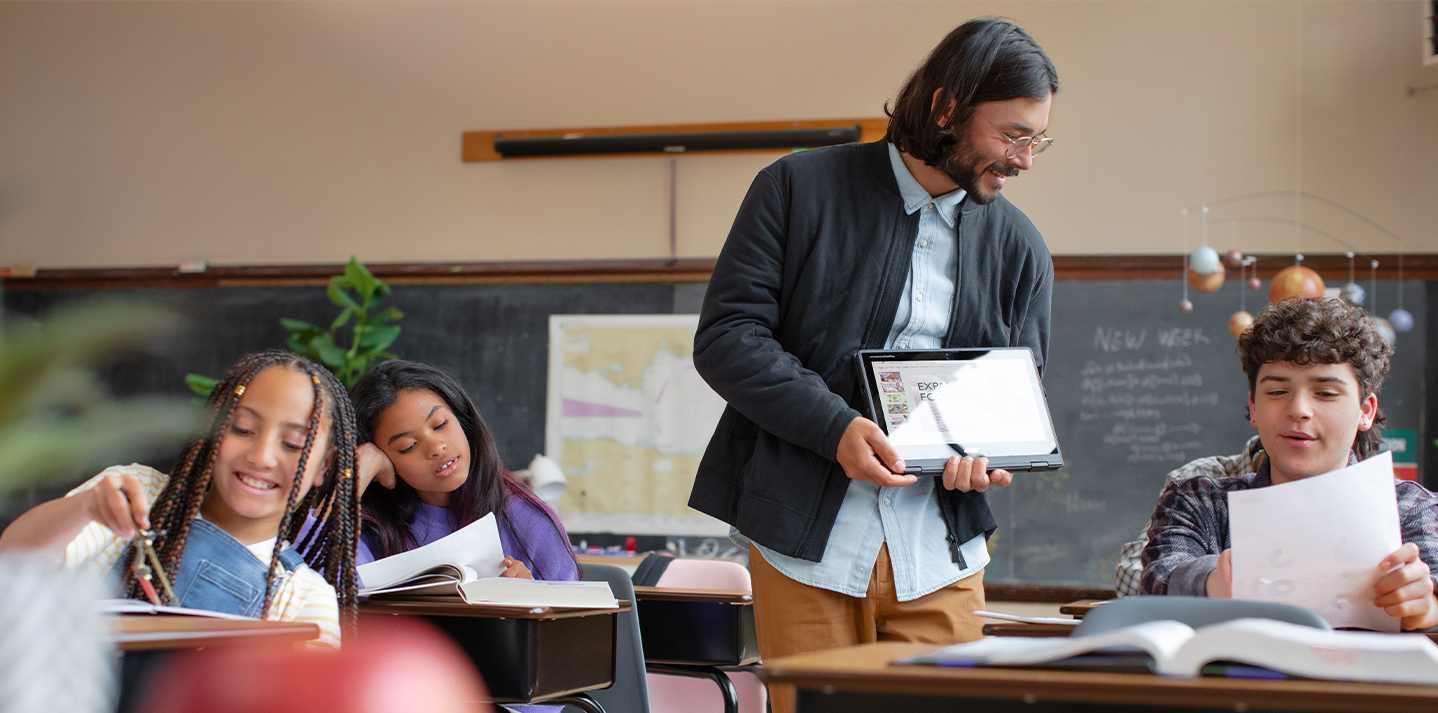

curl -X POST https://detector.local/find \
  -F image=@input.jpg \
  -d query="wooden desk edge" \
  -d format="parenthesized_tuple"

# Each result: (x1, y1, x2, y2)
(758, 642, 1438, 713)
(110, 615, 321, 651)
(360, 597, 631, 619)
(632, 586, 753, 603)
(1058, 599, 1108, 616)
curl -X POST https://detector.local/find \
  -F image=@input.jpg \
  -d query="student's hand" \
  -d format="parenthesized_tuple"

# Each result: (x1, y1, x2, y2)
(355, 443, 397, 497)
(836, 417, 919, 488)
(941, 456, 1012, 492)
(1206, 549, 1233, 599)
(1373, 543, 1438, 630)
(500, 556, 533, 579)
(83, 472, 150, 540)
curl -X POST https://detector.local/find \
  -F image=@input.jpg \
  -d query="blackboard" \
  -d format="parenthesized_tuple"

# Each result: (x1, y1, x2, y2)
(983, 279, 1428, 587)
(3, 278, 1428, 589)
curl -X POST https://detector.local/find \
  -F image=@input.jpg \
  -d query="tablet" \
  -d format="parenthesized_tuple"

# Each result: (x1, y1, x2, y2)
(855, 347, 1062, 474)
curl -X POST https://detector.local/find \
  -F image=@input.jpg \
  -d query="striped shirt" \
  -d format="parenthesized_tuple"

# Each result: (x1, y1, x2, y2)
(1140, 453, 1438, 600)
(64, 463, 341, 649)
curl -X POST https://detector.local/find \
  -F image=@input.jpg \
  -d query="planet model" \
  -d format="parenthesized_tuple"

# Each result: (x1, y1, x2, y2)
(1268, 265, 1325, 303)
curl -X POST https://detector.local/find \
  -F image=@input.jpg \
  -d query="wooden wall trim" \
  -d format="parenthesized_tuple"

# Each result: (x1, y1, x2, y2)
(0, 259, 719, 291)
(5, 254, 1436, 292)
(463, 118, 890, 162)
(1050, 253, 1438, 281)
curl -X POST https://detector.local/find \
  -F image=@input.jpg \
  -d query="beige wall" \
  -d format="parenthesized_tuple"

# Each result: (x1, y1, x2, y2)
(0, 1, 1434, 269)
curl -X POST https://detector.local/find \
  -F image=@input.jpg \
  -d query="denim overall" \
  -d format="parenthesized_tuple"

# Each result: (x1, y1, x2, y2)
(116, 518, 305, 618)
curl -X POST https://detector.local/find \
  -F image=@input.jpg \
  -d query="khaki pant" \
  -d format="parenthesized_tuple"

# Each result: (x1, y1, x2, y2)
(749, 543, 986, 713)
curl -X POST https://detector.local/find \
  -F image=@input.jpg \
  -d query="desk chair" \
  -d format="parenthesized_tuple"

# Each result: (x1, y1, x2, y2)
(1072, 596, 1330, 637)
(560, 564, 650, 713)
(646, 559, 767, 713)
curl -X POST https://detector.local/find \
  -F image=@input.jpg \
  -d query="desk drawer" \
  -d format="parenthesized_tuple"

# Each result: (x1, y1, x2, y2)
(377, 612, 616, 703)
(639, 600, 760, 666)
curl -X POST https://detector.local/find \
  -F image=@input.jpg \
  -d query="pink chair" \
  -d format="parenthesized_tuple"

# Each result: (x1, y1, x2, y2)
(645, 559, 767, 713)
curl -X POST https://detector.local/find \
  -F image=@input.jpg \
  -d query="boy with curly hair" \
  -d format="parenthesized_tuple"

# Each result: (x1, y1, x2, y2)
(1141, 297, 1438, 630)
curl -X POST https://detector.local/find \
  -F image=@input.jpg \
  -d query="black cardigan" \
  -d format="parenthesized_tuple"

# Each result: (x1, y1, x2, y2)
(689, 140, 1053, 563)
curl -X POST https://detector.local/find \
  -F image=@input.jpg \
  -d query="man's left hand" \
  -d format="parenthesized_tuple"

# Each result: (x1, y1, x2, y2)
(1373, 542, 1438, 630)
(940, 455, 1012, 492)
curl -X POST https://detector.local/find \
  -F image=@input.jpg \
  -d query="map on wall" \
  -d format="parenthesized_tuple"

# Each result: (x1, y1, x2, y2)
(545, 315, 730, 536)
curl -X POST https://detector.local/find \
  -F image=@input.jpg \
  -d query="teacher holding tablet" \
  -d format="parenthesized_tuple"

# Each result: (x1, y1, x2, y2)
(689, 19, 1058, 712)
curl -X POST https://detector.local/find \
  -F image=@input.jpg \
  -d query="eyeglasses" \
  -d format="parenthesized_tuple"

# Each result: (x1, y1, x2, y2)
(976, 113, 1053, 159)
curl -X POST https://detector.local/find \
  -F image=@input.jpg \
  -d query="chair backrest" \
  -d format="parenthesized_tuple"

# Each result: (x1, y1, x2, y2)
(569, 564, 650, 713)
(1072, 596, 1330, 637)
(653, 559, 752, 592)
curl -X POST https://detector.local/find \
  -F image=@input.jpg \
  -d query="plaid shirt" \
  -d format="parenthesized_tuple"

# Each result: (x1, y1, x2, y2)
(1113, 436, 1262, 597)
(1140, 453, 1438, 598)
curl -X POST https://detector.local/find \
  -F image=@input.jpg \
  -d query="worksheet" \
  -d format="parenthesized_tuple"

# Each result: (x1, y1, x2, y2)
(1229, 452, 1401, 631)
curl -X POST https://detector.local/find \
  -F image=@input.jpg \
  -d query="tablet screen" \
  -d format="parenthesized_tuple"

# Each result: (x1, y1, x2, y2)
(861, 348, 1058, 461)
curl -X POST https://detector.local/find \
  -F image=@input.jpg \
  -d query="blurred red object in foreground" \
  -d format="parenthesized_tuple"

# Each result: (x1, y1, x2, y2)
(141, 618, 491, 713)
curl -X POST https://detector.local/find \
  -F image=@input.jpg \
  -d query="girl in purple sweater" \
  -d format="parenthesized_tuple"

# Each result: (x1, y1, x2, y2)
(350, 360, 578, 582)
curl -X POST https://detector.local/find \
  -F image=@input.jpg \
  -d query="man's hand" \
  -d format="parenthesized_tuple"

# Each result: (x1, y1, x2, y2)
(500, 556, 534, 579)
(1206, 549, 1233, 599)
(940, 455, 1012, 492)
(835, 417, 918, 488)
(355, 443, 398, 497)
(84, 472, 151, 540)
(1374, 543, 1438, 630)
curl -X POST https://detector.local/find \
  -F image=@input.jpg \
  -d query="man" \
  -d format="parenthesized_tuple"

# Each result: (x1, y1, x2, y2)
(689, 18, 1059, 703)
(1141, 298, 1438, 631)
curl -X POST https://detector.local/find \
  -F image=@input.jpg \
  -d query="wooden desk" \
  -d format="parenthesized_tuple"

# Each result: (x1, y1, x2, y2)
(112, 614, 322, 713)
(361, 597, 630, 712)
(110, 614, 321, 651)
(1059, 599, 1109, 617)
(760, 641, 1438, 713)
(980, 622, 1077, 638)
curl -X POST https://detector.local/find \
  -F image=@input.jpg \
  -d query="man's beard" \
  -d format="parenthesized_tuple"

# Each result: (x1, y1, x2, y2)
(932, 133, 1017, 205)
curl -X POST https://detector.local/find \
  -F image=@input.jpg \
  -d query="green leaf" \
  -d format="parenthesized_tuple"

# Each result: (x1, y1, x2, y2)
(185, 374, 220, 397)
(368, 307, 404, 325)
(344, 256, 379, 306)
(310, 333, 349, 369)
(286, 333, 319, 359)
(357, 324, 401, 351)
(327, 279, 363, 314)
(364, 282, 392, 311)
(279, 317, 321, 335)
(328, 308, 354, 333)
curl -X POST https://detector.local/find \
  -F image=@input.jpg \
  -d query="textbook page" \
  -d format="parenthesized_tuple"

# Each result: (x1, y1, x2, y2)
(1229, 452, 1400, 631)
(357, 513, 505, 590)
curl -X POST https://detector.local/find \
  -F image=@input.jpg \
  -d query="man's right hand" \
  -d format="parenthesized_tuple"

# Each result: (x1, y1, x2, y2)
(1206, 549, 1233, 598)
(836, 417, 919, 488)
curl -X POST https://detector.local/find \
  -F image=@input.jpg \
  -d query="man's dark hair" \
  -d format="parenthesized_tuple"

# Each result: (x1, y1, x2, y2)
(1238, 297, 1392, 457)
(886, 19, 1059, 168)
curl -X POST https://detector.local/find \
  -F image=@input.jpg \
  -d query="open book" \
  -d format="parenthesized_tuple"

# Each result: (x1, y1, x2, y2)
(97, 598, 254, 621)
(904, 618, 1438, 685)
(357, 514, 506, 597)
(355, 513, 617, 609)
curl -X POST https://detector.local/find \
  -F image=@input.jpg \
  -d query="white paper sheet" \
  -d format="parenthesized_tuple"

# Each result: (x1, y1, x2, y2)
(356, 512, 505, 590)
(1229, 451, 1401, 631)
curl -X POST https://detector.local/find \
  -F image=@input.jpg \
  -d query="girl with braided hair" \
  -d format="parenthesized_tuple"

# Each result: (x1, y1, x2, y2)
(0, 350, 361, 649)
(350, 360, 578, 583)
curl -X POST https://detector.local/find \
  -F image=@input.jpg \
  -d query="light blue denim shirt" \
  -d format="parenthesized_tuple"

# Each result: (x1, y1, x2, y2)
(746, 143, 990, 600)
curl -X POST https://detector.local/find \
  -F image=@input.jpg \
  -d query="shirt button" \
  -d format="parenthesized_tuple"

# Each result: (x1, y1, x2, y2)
(916, 293, 924, 302)
(919, 239, 928, 247)
(883, 498, 891, 505)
